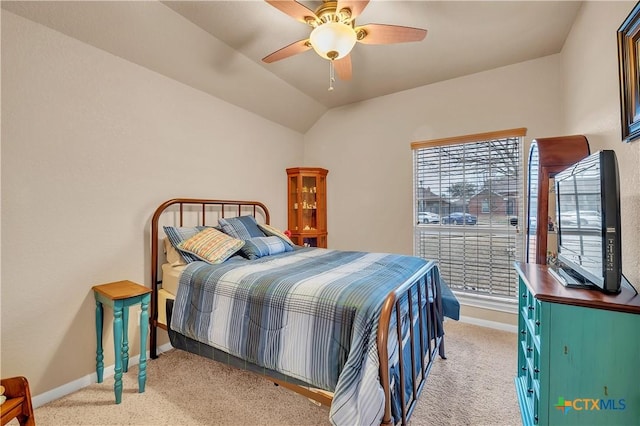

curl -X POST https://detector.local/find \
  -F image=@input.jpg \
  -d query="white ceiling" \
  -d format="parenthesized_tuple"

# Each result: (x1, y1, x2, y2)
(3, 1, 583, 133)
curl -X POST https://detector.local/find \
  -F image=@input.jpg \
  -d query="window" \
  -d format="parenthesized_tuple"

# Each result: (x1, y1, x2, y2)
(411, 128, 526, 300)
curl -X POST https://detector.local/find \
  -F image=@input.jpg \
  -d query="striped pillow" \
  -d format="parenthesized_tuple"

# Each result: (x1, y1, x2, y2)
(163, 226, 208, 263)
(177, 228, 244, 264)
(257, 223, 295, 247)
(240, 236, 292, 260)
(218, 216, 265, 240)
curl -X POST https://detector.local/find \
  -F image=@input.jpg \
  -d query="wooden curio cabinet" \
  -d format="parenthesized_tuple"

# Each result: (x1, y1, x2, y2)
(286, 167, 328, 248)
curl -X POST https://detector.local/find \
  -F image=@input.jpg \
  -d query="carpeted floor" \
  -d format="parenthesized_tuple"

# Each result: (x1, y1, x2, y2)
(26, 320, 520, 425)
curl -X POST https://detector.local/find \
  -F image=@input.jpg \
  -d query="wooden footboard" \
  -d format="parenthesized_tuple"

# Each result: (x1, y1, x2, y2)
(377, 260, 445, 425)
(150, 198, 446, 425)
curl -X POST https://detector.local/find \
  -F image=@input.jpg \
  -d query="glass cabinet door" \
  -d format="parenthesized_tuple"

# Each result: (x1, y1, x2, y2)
(301, 175, 318, 232)
(289, 175, 299, 233)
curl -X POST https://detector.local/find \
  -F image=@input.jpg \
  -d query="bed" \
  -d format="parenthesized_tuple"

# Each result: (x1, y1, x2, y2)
(149, 198, 459, 425)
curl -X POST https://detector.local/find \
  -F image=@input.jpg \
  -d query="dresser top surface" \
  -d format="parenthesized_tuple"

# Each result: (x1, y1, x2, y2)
(515, 262, 640, 314)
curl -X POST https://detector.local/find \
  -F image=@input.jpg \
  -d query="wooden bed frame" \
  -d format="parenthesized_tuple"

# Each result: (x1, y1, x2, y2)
(149, 198, 446, 425)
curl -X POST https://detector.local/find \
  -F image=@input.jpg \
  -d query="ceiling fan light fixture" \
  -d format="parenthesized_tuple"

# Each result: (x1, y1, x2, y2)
(309, 21, 357, 60)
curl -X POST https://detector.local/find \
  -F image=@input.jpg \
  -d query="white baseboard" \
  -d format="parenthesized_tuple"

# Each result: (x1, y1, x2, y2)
(31, 343, 173, 409)
(457, 315, 518, 333)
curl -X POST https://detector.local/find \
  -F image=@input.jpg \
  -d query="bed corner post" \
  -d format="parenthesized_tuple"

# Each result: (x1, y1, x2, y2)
(433, 266, 446, 360)
(149, 203, 163, 360)
(377, 293, 396, 426)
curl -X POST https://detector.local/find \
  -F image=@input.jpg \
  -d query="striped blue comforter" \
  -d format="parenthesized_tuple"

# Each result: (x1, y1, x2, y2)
(171, 247, 438, 425)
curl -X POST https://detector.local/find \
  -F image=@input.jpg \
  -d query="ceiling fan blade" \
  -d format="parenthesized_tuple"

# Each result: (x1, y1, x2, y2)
(334, 55, 352, 80)
(336, 0, 370, 21)
(265, 0, 318, 25)
(262, 39, 311, 63)
(356, 24, 427, 45)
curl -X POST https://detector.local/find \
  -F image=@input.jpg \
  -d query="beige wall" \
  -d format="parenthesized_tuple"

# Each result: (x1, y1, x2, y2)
(1, 11, 303, 396)
(560, 0, 640, 286)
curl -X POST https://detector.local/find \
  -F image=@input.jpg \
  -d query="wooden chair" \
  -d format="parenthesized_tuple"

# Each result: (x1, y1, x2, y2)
(1, 376, 35, 426)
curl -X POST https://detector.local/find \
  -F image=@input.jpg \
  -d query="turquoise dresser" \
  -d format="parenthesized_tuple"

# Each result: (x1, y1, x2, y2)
(514, 262, 640, 425)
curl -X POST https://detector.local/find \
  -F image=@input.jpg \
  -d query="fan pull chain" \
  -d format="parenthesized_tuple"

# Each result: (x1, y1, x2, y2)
(328, 61, 335, 91)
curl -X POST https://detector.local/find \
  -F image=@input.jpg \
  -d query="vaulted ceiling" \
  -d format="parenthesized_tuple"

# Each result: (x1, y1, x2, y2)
(3, 1, 583, 133)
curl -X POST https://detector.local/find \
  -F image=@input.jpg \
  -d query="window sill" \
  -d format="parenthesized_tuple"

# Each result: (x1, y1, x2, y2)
(453, 291, 518, 315)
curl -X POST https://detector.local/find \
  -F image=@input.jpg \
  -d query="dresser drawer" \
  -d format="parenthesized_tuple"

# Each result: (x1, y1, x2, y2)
(515, 376, 536, 426)
(517, 277, 542, 426)
(520, 288, 535, 319)
(533, 299, 542, 335)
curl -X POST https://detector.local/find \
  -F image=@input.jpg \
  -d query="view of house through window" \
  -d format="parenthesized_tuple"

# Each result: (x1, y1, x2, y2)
(411, 129, 526, 299)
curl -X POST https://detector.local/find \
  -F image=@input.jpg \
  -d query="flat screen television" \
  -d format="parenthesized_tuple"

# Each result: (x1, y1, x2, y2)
(551, 150, 622, 294)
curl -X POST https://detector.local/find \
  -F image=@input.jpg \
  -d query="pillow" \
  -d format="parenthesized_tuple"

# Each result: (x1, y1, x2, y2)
(177, 228, 244, 264)
(218, 216, 265, 240)
(163, 226, 208, 263)
(258, 223, 295, 247)
(164, 237, 186, 266)
(240, 236, 292, 260)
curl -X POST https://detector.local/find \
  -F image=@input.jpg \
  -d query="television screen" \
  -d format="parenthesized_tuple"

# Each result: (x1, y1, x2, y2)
(554, 150, 621, 293)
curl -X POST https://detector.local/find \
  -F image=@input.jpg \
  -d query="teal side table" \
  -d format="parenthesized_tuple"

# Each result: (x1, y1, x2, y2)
(92, 280, 152, 404)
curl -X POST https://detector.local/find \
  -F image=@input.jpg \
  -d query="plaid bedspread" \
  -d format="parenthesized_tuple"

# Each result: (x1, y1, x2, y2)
(170, 248, 443, 425)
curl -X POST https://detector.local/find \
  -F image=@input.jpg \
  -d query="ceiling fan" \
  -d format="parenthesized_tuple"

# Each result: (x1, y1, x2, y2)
(262, 0, 427, 83)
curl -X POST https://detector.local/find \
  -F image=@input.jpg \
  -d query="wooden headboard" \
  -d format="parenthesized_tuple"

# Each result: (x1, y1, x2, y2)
(149, 198, 270, 358)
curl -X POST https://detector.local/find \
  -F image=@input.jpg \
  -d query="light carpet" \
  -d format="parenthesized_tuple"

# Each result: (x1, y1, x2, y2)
(27, 320, 520, 425)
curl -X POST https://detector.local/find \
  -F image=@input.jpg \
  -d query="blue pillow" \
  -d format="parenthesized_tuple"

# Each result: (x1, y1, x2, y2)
(258, 223, 295, 247)
(240, 236, 293, 260)
(218, 216, 265, 240)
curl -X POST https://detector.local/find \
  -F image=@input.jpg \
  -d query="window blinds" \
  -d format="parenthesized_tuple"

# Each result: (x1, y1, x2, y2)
(412, 128, 525, 298)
